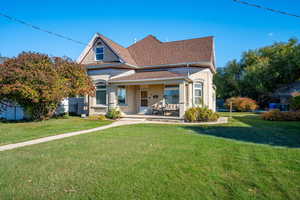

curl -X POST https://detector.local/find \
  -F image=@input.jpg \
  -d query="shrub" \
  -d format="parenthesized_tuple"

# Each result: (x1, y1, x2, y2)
(106, 108, 121, 119)
(184, 107, 219, 122)
(0, 52, 94, 121)
(290, 96, 300, 111)
(261, 109, 300, 121)
(184, 107, 198, 122)
(225, 97, 259, 112)
(88, 114, 107, 121)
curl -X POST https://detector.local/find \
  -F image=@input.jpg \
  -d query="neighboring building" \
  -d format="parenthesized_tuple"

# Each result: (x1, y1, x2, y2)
(272, 81, 300, 104)
(77, 33, 217, 118)
(0, 56, 8, 64)
(0, 100, 69, 121)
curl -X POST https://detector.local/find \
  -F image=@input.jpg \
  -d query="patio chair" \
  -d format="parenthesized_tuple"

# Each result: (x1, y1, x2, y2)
(152, 103, 163, 115)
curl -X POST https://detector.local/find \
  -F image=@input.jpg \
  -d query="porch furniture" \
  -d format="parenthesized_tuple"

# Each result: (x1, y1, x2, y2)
(152, 103, 163, 115)
(162, 104, 179, 116)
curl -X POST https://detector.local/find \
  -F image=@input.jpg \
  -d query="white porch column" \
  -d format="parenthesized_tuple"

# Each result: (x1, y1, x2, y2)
(188, 83, 193, 108)
(179, 81, 186, 118)
(84, 95, 89, 115)
(108, 84, 117, 110)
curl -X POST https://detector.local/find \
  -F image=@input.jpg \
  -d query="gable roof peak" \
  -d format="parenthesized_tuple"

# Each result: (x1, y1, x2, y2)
(128, 34, 161, 48)
(145, 34, 161, 42)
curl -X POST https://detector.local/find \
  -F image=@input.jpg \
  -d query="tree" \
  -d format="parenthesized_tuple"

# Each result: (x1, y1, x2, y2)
(214, 60, 243, 99)
(214, 38, 300, 106)
(0, 52, 94, 120)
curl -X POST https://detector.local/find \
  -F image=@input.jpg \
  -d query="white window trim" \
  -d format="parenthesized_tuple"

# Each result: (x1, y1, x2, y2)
(95, 82, 107, 106)
(117, 86, 127, 106)
(193, 81, 204, 107)
(95, 45, 104, 61)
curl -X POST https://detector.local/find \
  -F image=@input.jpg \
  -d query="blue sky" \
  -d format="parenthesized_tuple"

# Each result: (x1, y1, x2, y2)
(0, 0, 299, 67)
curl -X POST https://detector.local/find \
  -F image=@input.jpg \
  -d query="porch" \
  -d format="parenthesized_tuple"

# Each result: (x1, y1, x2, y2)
(108, 77, 193, 118)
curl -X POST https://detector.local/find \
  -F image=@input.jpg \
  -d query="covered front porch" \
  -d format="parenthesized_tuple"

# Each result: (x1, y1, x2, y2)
(108, 79, 192, 118)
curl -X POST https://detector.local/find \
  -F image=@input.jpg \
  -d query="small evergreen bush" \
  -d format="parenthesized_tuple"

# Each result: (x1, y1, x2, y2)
(184, 107, 198, 122)
(184, 107, 219, 122)
(106, 108, 121, 119)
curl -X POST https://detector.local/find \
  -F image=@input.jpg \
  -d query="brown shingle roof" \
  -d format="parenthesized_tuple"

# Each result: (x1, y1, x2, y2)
(128, 35, 214, 67)
(83, 34, 215, 70)
(109, 70, 185, 82)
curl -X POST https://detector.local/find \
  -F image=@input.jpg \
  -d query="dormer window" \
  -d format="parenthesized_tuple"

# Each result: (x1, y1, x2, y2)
(95, 42, 104, 61)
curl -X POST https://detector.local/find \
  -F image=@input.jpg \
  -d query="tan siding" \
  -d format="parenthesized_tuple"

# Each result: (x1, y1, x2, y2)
(190, 69, 215, 110)
(119, 85, 137, 114)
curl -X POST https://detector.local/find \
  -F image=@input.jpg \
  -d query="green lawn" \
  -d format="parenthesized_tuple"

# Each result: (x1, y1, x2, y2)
(0, 116, 112, 145)
(0, 114, 299, 199)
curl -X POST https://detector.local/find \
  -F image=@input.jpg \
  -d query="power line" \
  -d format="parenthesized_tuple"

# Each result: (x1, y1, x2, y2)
(0, 11, 88, 46)
(233, 0, 300, 19)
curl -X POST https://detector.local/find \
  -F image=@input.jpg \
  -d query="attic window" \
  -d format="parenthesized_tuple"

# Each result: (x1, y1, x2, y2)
(95, 45, 104, 61)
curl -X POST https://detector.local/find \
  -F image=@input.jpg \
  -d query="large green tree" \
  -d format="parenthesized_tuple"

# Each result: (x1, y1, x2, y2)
(214, 38, 300, 105)
(0, 52, 94, 120)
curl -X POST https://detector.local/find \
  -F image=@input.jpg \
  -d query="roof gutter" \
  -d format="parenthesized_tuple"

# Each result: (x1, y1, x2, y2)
(86, 63, 127, 69)
(139, 61, 211, 68)
(108, 76, 191, 83)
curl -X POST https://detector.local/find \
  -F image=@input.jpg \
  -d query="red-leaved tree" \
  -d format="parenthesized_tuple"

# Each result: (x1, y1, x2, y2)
(0, 52, 94, 120)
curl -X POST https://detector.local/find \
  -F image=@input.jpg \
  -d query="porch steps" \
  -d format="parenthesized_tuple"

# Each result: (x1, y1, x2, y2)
(145, 118, 184, 123)
(121, 115, 184, 123)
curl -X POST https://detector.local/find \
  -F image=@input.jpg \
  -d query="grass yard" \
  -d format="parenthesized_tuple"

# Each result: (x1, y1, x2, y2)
(0, 113, 299, 199)
(0, 116, 112, 145)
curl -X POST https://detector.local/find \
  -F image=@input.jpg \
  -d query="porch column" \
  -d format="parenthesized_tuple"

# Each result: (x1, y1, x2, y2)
(179, 81, 186, 118)
(84, 95, 89, 115)
(108, 84, 117, 110)
(188, 83, 193, 108)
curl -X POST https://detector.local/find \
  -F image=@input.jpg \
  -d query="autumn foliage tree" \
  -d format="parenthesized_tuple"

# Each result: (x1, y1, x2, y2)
(0, 52, 94, 120)
(225, 97, 259, 112)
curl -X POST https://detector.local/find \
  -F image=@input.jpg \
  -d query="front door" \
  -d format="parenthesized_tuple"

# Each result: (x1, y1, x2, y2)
(139, 90, 148, 113)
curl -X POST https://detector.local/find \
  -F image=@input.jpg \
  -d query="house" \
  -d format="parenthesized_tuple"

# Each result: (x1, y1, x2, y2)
(270, 81, 300, 110)
(0, 56, 8, 64)
(77, 33, 217, 118)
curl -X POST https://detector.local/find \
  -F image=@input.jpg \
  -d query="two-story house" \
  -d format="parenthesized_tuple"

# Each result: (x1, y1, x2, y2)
(77, 33, 216, 118)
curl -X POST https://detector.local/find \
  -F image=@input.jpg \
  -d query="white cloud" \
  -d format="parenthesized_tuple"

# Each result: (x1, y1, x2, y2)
(268, 32, 274, 37)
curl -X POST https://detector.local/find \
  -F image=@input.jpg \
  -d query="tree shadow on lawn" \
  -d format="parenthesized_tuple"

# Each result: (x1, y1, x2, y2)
(183, 116, 300, 148)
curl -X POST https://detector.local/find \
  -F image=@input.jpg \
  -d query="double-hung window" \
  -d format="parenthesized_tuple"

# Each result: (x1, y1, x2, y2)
(117, 86, 126, 105)
(95, 45, 104, 61)
(194, 82, 203, 106)
(96, 83, 107, 105)
(164, 85, 179, 104)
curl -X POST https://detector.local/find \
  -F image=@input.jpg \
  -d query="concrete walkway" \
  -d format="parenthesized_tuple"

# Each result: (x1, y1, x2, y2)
(0, 119, 144, 152)
(0, 117, 228, 152)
